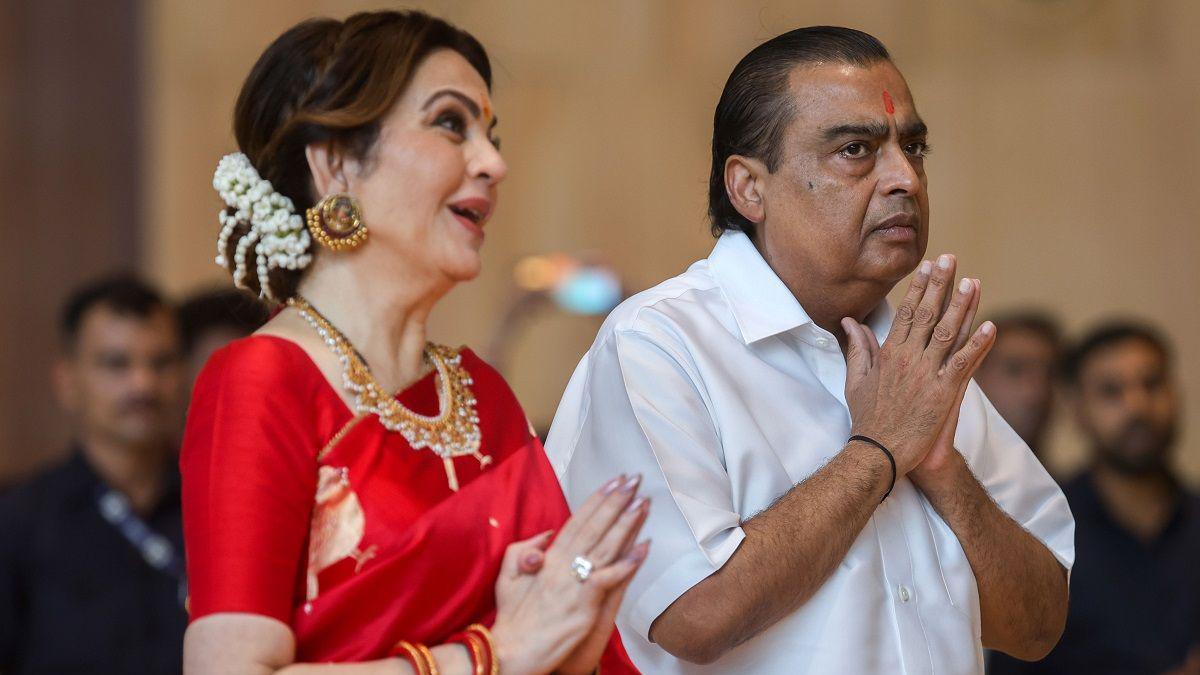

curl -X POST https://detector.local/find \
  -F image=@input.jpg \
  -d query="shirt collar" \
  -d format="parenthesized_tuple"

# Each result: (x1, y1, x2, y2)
(708, 230, 895, 344)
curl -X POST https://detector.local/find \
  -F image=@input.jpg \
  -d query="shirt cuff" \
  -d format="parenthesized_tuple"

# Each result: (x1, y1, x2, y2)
(628, 525, 746, 641)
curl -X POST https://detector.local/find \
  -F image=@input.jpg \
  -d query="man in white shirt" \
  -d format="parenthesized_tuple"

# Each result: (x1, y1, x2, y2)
(545, 26, 1073, 674)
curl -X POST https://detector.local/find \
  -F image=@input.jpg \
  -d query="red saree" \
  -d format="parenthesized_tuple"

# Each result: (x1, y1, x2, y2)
(181, 335, 636, 669)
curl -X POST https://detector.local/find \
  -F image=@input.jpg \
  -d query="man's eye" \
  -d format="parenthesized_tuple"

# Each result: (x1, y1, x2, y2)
(434, 111, 467, 136)
(839, 142, 870, 158)
(905, 141, 931, 158)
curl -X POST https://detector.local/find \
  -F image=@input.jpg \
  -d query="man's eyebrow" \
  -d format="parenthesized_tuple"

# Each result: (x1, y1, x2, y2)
(821, 121, 891, 142)
(421, 89, 481, 118)
(820, 119, 929, 142)
(898, 120, 929, 139)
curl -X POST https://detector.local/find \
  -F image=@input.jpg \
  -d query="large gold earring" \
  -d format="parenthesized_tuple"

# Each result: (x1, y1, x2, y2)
(306, 194, 368, 251)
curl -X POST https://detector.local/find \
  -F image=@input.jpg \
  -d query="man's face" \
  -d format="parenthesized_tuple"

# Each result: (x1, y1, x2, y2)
(1073, 339, 1178, 476)
(57, 305, 184, 449)
(756, 61, 929, 290)
(976, 327, 1059, 451)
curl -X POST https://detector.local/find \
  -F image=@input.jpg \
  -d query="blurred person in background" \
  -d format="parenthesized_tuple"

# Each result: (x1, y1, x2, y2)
(0, 275, 187, 674)
(975, 311, 1063, 463)
(991, 322, 1200, 675)
(178, 287, 269, 390)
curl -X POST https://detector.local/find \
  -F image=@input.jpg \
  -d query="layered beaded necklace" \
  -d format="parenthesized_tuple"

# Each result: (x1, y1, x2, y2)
(288, 295, 490, 491)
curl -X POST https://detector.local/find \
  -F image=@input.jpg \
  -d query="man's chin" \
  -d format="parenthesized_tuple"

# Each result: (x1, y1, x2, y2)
(1099, 450, 1170, 477)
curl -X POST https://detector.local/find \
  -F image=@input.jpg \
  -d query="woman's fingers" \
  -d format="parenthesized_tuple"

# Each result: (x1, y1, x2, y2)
(555, 475, 641, 556)
(908, 254, 956, 347)
(553, 474, 625, 550)
(883, 260, 932, 348)
(587, 540, 651, 590)
(501, 530, 554, 579)
(586, 494, 650, 567)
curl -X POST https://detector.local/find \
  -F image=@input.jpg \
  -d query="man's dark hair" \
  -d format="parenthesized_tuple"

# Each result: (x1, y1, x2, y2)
(1062, 320, 1171, 386)
(178, 288, 269, 355)
(989, 310, 1063, 351)
(60, 274, 170, 349)
(709, 26, 891, 239)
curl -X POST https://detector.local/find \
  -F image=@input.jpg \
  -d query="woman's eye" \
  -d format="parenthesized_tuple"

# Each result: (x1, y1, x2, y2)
(489, 136, 502, 151)
(839, 142, 870, 159)
(434, 111, 467, 136)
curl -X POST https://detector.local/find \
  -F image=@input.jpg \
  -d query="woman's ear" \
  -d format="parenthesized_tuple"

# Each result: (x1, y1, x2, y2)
(724, 154, 768, 225)
(304, 142, 349, 198)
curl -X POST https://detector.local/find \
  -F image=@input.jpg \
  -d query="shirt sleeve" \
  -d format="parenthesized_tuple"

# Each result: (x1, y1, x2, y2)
(180, 338, 322, 623)
(955, 380, 1075, 572)
(549, 328, 745, 641)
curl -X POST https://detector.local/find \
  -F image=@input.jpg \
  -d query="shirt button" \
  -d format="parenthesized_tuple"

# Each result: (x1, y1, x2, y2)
(815, 337, 831, 349)
(898, 585, 912, 603)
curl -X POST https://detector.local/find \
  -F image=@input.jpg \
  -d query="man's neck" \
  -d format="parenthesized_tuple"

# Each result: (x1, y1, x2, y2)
(81, 436, 169, 515)
(751, 237, 893, 343)
(1092, 461, 1178, 543)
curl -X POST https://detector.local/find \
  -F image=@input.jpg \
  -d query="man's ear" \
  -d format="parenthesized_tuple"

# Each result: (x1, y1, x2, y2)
(724, 154, 769, 225)
(304, 142, 351, 198)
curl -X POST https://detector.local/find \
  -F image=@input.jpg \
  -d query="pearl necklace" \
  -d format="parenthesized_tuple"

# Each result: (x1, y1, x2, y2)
(288, 295, 490, 491)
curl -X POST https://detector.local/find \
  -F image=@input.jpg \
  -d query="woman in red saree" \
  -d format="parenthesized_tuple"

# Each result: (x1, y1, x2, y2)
(181, 11, 647, 674)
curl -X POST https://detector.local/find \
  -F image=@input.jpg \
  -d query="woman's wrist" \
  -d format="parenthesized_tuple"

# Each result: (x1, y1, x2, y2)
(490, 620, 536, 675)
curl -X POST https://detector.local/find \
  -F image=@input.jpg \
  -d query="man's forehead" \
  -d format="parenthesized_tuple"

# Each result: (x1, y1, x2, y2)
(786, 61, 914, 119)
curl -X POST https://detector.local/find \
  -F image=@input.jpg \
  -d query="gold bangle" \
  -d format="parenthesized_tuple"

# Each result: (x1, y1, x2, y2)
(416, 643, 440, 675)
(394, 641, 430, 675)
(462, 632, 486, 675)
(466, 624, 499, 675)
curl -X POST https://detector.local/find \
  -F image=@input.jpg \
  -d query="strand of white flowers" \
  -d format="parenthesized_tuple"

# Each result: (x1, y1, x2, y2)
(212, 153, 315, 297)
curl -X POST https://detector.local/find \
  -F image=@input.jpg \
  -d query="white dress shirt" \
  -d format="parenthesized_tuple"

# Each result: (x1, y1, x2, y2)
(545, 231, 1074, 675)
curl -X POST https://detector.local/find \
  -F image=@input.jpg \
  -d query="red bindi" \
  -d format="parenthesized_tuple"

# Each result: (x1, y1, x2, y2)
(882, 90, 895, 115)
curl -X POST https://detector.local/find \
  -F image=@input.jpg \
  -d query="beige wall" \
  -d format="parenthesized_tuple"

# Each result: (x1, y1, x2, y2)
(144, 0, 1200, 479)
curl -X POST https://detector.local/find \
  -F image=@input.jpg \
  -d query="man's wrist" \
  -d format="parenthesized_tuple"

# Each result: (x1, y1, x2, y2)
(911, 449, 969, 499)
(841, 438, 896, 502)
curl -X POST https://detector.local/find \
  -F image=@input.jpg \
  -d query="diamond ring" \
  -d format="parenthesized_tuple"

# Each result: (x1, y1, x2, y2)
(570, 555, 594, 582)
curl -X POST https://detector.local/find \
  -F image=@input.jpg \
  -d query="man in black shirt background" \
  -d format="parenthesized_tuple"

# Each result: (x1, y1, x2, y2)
(0, 275, 187, 674)
(992, 321, 1200, 675)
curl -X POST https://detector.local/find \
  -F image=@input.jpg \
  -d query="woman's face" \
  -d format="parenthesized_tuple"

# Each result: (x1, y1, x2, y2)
(339, 49, 506, 285)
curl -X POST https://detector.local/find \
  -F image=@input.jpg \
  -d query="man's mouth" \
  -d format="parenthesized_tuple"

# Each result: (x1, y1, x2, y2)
(870, 213, 918, 240)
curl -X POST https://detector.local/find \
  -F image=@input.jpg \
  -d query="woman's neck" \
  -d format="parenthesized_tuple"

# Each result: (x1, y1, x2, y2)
(296, 254, 451, 393)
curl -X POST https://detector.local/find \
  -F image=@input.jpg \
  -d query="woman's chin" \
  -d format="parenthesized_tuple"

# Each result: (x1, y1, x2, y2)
(444, 253, 484, 283)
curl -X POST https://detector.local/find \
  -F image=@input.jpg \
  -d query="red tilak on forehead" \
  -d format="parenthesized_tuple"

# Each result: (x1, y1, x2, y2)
(882, 90, 895, 115)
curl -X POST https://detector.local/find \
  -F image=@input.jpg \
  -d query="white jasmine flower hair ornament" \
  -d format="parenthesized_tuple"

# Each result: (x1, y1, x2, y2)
(212, 152, 313, 300)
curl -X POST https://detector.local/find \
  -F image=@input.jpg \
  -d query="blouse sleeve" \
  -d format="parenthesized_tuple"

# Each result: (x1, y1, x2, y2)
(181, 337, 323, 623)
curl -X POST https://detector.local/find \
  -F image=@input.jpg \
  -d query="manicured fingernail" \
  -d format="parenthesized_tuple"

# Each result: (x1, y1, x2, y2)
(524, 553, 542, 566)
(630, 540, 651, 563)
(625, 496, 649, 513)
(620, 473, 642, 493)
(918, 261, 932, 275)
(958, 278, 971, 293)
(981, 321, 995, 335)
(601, 476, 624, 495)
(937, 254, 951, 270)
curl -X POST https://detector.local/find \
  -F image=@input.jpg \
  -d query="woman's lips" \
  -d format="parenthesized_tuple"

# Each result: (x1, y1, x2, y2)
(449, 208, 485, 238)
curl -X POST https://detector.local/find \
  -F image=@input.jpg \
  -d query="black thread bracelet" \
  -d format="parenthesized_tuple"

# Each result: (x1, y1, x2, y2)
(847, 434, 896, 502)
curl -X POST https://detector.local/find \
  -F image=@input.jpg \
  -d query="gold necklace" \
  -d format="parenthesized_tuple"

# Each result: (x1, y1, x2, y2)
(288, 295, 490, 491)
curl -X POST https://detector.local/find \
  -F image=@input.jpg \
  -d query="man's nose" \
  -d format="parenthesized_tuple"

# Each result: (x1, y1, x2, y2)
(877, 144, 920, 196)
